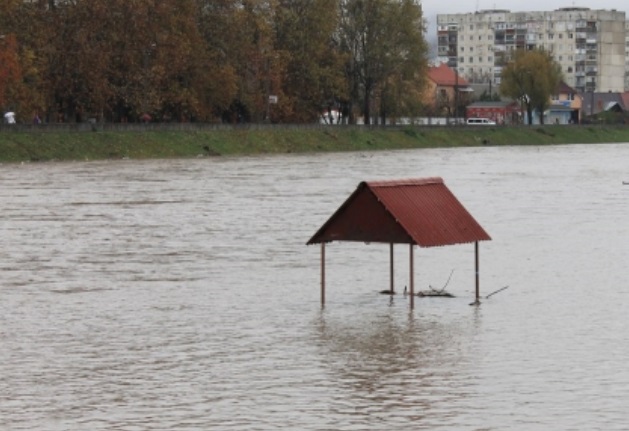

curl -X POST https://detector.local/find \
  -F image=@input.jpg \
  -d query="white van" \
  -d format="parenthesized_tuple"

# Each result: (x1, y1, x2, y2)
(466, 118, 496, 125)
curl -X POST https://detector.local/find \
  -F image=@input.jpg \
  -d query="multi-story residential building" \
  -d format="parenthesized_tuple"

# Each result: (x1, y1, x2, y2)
(437, 8, 626, 93)
(625, 20, 629, 90)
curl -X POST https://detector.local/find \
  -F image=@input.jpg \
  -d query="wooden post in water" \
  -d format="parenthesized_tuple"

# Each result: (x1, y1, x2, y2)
(409, 244, 415, 310)
(390, 243, 394, 293)
(321, 242, 326, 306)
(475, 241, 480, 302)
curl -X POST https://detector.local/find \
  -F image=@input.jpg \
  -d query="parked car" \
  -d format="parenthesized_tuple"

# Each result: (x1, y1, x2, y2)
(466, 117, 496, 125)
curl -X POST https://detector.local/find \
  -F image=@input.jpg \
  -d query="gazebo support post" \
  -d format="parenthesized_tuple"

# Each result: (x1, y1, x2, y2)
(389, 243, 394, 293)
(475, 241, 480, 303)
(321, 242, 326, 306)
(409, 244, 415, 310)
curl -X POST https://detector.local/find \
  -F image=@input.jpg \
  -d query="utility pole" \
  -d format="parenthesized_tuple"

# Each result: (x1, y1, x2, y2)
(454, 67, 459, 123)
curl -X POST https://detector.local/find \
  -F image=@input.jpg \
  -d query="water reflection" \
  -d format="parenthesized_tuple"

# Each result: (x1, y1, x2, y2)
(313, 304, 484, 428)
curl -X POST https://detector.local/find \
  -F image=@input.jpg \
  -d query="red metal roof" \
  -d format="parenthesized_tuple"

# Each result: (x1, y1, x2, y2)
(427, 63, 470, 87)
(555, 80, 577, 95)
(307, 177, 491, 247)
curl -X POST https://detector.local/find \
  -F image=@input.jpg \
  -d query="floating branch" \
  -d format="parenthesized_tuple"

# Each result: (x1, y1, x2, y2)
(469, 285, 510, 306)
(418, 269, 455, 298)
(429, 269, 455, 294)
(485, 285, 509, 299)
(418, 290, 455, 298)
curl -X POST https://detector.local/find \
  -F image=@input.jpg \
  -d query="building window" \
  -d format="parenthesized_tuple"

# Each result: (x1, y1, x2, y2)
(461, 46, 465, 52)
(567, 66, 573, 72)
(470, 25, 474, 30)
(470, 47, 474, 52)
(488, 56, 493, 62)
(559, 33, 563, 39)
(478, 56, 482, 63)
(469, 57, 473, 63)
(460, 57, 464, 63)
(569, 33, 573, 38)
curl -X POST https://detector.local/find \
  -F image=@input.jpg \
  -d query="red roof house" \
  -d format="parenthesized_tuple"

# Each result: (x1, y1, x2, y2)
(425, 63, 473, 116)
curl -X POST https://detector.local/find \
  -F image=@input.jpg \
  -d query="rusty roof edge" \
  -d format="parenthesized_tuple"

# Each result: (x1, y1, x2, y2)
(306, 181, 369, 245)
(366, 177, 444, 188)
(441, 186, 492, 243)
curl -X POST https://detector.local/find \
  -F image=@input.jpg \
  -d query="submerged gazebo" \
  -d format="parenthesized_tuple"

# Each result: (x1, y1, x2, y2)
(307, 177, 491, 309)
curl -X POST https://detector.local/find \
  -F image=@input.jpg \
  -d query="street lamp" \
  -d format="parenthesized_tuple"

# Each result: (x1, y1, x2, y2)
(589, 78, 595, 119)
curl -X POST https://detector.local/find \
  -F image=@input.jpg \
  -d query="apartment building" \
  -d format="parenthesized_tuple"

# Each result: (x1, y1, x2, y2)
(437, 8, 627, 93)
(625, 20, 629, 90)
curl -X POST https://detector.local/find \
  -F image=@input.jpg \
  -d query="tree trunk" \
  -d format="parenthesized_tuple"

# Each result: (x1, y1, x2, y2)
(538, 105, 545, 125)
(363, 82, 371, 125)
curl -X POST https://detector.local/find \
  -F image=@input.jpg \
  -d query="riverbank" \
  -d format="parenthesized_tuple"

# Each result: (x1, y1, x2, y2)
(1, 124, 628, 163)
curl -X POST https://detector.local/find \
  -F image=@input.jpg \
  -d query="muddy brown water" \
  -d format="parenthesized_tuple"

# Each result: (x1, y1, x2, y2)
(1, 143, 628, 430)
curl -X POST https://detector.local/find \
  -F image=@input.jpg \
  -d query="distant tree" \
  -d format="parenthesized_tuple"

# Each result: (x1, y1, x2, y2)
(375, 0, 428, 124)
(500, 49, 562, 125)
(0, 1, 50, 121)
(274, 0, 347, 123)
(31, 0, 226, 123)
(43, 0, 113, 122)
(198, 0, 282, 123)
(0, 34, 22, 110)
(144, 0, 210, 122)
(478, 89, 501, 102)
(338, 0, 428, 125)
(0, 0, 433, 124)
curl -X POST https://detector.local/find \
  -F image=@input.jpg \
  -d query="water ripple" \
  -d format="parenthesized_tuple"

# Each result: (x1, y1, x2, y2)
(1, 145, 629, 429)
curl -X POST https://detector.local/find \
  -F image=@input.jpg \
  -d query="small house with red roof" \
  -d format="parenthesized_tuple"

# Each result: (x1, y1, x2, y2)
(425, 63, 473, 116)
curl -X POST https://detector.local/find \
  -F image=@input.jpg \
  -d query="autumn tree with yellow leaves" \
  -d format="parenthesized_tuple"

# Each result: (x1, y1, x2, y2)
(0, 0, 429, 124)
(500, 49, 563, 125)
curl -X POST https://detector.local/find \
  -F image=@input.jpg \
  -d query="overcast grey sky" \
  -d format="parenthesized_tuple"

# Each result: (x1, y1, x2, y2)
(422, 1, 629, 56)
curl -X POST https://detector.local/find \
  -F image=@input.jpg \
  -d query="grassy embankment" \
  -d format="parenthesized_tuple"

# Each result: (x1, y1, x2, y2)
(1, 125, 629, 163)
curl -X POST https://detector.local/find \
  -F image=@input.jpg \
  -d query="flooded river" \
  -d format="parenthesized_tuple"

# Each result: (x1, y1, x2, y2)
(1, 143, 628, 430)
